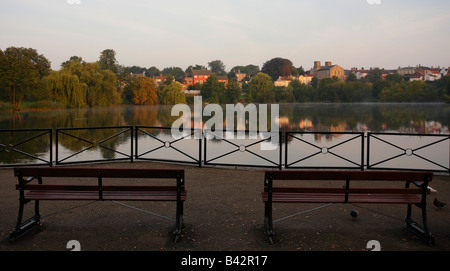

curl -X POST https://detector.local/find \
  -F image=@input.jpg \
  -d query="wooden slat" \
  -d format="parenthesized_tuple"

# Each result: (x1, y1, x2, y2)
(25, 190, 186, 201)
(14, 167, 183, 179)
(266, 170, 432, 182)
(266, 187, 424, 195)
(262, 192, 421, 204)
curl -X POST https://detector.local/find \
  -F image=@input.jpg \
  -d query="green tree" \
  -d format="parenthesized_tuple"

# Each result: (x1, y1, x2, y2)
(208, 60, 226, 76)
(347, 72, 357, 82)
(160, 81, 186, 105)
(61, 56, 85, 69)
(224, 77, 241, 103)
(161, 67, 185, 81)
(201, 75, 226, 103)
(247, 72, 274, 103)
(98, 49, 119, 74)
(0, 47, 51, 109)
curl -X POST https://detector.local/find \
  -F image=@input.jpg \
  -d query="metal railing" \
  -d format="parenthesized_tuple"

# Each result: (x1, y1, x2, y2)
(367, 132, 450, 173)
(135, 126, 202, 167)
(0, 128, 53, 167)
(55, 126, 133, 165)
(203, 129, 282, 169)
(1, 126, 449, 173)
(285, 131, 365, 170)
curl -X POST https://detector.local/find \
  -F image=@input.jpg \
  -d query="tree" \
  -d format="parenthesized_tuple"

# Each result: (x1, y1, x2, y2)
(347, 72, 357, 82)
(225, 77, 241, 103)
(161, 67, 185, 81)
(61, 56, 85, 69)
(247, 72, 274, 103)
(201, 75, 226, 103)
(261, 57, 297, 81)
(98, 49, 119, 74)
(208, 60, 226, 76)
(160, 81, 186, 105)
(130, 76, 159, 105)
(0, 47, 51, 109)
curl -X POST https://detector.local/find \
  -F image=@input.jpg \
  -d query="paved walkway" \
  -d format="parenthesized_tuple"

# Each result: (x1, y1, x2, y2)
(1, 162, 449, 251)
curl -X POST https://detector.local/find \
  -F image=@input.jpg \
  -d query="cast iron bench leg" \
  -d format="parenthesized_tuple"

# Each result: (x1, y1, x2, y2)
(264, 201, 274, 245)
(10, 199, 41, 241)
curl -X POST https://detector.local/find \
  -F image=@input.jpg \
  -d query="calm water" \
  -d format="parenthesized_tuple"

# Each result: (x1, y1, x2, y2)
(1, 103, 449, 171)
(1, 103, 449, 133)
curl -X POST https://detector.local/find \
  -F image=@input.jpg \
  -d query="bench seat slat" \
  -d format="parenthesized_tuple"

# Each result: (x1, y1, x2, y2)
(267, 187, 425, 195)
(262, 192, 421, 204)
(25, 190, 186, 201)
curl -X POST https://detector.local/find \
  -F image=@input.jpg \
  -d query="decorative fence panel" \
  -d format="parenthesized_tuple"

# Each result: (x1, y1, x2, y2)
(285, 131, 365, 170)
(135, 126, 202, 167)
(367, 132, 450, 173)
(203, 129, 282, 169)
(55, 126, 133, 165)
(0, 128, 52, 167)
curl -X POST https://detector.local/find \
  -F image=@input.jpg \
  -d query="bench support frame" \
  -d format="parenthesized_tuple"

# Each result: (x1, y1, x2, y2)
(10, 168, 186, 243)
(263, 171, 435, 246)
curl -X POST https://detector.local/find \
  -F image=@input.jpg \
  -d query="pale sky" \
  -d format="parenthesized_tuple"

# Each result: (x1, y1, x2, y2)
(1, 0, 449, 71)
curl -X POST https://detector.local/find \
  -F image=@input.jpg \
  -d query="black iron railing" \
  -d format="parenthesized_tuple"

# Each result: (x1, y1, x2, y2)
(285, 131, 365, 170)
(55, 126, 133, 165)
(367, 132, 450, 173)
(203, 129, 282, 169)
(135, 126, 202, 167)
(0, 128, 52, 167)
(1, 126, 449, 173)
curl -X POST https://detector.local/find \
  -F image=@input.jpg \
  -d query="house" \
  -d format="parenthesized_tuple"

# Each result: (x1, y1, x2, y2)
(152, 74, 168, 85)
(409, 72, 423, 81)
(234, 69, 247, 82)
(274, 75, 297, 87)
(424, 70, 442, 81)
(183, 69, 228, 88)
(397, 66, 416, 76)
(299, 74, 314, 85)
(350, 68, 370, 80)
(315, 61, 345, 81)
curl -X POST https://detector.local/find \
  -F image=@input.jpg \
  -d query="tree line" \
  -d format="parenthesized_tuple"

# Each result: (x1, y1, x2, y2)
(1, 47, 449, 111)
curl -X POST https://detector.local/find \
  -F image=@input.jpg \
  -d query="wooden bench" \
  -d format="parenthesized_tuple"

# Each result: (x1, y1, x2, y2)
(10, 167, 186, 242)
(262, 170, 434, 245)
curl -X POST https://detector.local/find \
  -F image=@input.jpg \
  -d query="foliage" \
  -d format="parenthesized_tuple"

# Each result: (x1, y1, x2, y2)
(201, 75, 226, 103)
(261, 57, 297, 81)
(208, 60, 227, 76)
(247, 73, 274, 103)
(160, 81, 187, 105)
(128, 76, 159, 105)
(0, 47, 51, 109)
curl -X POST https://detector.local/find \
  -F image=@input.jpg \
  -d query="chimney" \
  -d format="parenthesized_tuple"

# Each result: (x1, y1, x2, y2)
(325, 61, 332, 67)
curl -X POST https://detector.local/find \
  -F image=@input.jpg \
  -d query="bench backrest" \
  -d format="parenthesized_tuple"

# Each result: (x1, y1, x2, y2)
(264, 170, 433, 204)
(14, 167, 184, 179)
(14, 167, 185, 200)
(265, 170, 433, 183)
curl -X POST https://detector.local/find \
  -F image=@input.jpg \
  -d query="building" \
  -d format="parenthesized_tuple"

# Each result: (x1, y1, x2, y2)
(183, 69, 228, 89)
(274, 75, 296, 87)
(424, 70, 442, 81)
(152, 74, 168, 86)
(397, 66, 416, 76)
(314, 61, 345, 81)
(299, 74, 314, 85)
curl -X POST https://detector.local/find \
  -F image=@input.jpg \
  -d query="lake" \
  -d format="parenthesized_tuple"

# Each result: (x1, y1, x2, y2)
(1, 103, 449, 172)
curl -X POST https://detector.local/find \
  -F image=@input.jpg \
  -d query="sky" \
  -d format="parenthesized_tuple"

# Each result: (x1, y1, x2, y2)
(1, 0, 449, 72)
